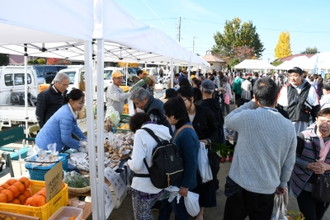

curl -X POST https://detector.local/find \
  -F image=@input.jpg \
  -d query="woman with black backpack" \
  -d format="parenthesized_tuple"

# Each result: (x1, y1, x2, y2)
(127, 113, 172, 220)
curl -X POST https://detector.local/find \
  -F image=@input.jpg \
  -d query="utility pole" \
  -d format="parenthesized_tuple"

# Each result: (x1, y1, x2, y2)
(193, 36, 196, 53)
(177, 17, 182, 42)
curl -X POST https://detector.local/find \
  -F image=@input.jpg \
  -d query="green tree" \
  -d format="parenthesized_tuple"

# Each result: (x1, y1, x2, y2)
(0, 54, 9, 66)
(301, 47, 319, 54)
(275, 32, 292, 59)
(212, 17, 264, 66)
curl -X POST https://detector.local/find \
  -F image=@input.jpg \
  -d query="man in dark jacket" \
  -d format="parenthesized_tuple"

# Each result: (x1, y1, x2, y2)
(35, 72, 70, 128)
(277, 67, 320, 134)
(130, 87, 171, 133)
(200, 79, 224, 144)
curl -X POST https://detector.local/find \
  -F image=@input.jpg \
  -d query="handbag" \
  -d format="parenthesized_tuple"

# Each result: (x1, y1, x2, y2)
(312, 174, 330, 203)
(198, 142, 213, 183)
(311, 142, 330, 202)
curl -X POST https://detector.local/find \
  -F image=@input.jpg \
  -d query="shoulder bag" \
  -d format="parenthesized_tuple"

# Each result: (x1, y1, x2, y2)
(312, 142, 330, 203)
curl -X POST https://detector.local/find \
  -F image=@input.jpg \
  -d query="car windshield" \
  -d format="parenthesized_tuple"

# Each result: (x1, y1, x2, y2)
(104, 70, 113, 80)
(65, 71, 77, 84)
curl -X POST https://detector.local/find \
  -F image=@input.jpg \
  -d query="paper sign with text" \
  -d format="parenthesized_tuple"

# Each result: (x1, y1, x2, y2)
(104, 167, 126, 198)
(104, 183, 115, 218)
(45, 161, 63, 202)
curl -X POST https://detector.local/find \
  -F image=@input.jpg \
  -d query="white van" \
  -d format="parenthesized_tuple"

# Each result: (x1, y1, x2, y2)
(0, 66, 39, 128)
(104, 67, 124, 89)
(57, 67, 86, 92)
(0, 66, 38, 105)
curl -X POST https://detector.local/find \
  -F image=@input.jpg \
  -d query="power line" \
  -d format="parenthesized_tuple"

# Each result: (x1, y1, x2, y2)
(142, 17, 330, 35)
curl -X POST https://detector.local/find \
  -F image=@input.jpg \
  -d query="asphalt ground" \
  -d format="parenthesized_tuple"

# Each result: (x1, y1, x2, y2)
(108, 161, 330, 220)
(2, 142, 330, 220)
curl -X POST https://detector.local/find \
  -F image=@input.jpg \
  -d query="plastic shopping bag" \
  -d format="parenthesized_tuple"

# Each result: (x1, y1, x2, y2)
(167, 186, 181, 203)
(271, 192, 288, 220)
(166, 186, 200, 217)
(198, 142, 213, 183)
(184, 191, 200, 217)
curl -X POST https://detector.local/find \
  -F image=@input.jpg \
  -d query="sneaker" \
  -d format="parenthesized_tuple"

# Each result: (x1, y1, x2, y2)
(229, 156, 233, 162)
(220, 157, 226, 163)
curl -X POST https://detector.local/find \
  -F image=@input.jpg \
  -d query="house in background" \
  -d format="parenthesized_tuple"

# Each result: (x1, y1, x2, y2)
(9, 54, 24, 65)
(202, 53, 225, 71)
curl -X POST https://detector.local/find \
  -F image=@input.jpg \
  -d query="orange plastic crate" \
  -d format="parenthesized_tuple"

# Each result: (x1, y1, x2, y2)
(0, 180, 68, 220)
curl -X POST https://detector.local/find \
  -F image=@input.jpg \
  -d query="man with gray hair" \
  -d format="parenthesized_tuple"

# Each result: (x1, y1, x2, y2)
(130, 87, 171, 133)
(36, 72, 70, 128)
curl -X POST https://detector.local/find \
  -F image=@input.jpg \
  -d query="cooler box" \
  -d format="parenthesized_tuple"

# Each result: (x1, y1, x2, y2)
(25, 153, 69, 180)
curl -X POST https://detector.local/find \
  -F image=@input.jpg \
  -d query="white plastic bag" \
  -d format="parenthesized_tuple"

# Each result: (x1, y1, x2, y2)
(105, 106, 120, 125)
(167, 186, 180, 203)
(184, 191, 200, 217)
(271, 192, 288, 220)
(198, 142, 213, 183)
(166, 186, 200, 217)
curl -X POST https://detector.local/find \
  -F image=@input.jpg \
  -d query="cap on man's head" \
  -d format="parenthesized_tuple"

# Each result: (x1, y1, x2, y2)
(201, 79, 215, 90)
(288, 67, 303, 75)
(112, 71, 123, 78)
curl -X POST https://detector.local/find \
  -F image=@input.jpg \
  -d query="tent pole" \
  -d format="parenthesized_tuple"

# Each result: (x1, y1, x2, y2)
(126, 62, 128, 86)
(84, 40, 98, 220)
(188, 57, 191, 80)
(170, 59, 174, 88)
(24, 44, 28, 138)
(96, 39, 105, 220)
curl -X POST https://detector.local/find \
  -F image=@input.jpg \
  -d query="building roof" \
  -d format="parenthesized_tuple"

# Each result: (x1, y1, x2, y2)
(202, 54, 225, 63)
(280, 54, 314, 62)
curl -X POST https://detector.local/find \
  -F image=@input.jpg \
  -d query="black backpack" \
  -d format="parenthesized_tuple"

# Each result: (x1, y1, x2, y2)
(134, 127, 185, 188)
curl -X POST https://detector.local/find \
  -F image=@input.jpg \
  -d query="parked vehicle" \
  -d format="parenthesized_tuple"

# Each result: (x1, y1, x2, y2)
(57, 66, 86, 92)
(0, 66, 39, 128)
(33, 65, 68, 84)
(104, 67, 124, 89)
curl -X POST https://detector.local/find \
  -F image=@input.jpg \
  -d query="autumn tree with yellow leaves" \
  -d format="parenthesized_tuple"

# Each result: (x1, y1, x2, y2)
(275, 32, 292, 59)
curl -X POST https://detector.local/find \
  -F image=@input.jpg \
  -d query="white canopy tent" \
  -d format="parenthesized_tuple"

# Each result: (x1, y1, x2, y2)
(0, 0, 208, 66)
(0, 0, 99, 218)
(234, 59, 275, 70)
(1, 0, 208, 219)
(276, 56, 312, 70)
(0, 41, 208, 65)
(306, 52, 330, 73)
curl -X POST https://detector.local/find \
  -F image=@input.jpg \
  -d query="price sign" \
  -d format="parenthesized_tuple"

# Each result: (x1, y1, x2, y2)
(104, 183, 115, 218)
(45, 161, 63, 202)
(104, 167, 126, 198)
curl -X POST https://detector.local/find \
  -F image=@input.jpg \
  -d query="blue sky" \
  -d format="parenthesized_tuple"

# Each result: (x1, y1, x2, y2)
(115, 0, 330, 62)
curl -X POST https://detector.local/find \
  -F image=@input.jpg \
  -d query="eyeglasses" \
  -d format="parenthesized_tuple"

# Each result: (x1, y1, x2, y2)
(317, 119, 330, 124)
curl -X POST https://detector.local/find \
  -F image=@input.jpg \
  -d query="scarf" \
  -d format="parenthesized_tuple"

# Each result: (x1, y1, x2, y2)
(318, 135, 330, 161)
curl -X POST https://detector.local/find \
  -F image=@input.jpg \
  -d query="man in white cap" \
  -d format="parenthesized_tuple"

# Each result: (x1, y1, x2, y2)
(277, 67, 320, 134)
(105, 71, 131, 114)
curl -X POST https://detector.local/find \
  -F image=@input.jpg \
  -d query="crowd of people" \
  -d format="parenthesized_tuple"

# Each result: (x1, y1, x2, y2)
(34, 66, 330, 220)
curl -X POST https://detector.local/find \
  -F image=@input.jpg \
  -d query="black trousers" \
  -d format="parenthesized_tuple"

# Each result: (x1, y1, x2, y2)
(223, 178, 274, 220)
(297, 189, 329, 220)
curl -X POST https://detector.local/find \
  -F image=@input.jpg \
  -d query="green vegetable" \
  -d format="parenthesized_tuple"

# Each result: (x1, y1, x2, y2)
(64, 171, 90, 188)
